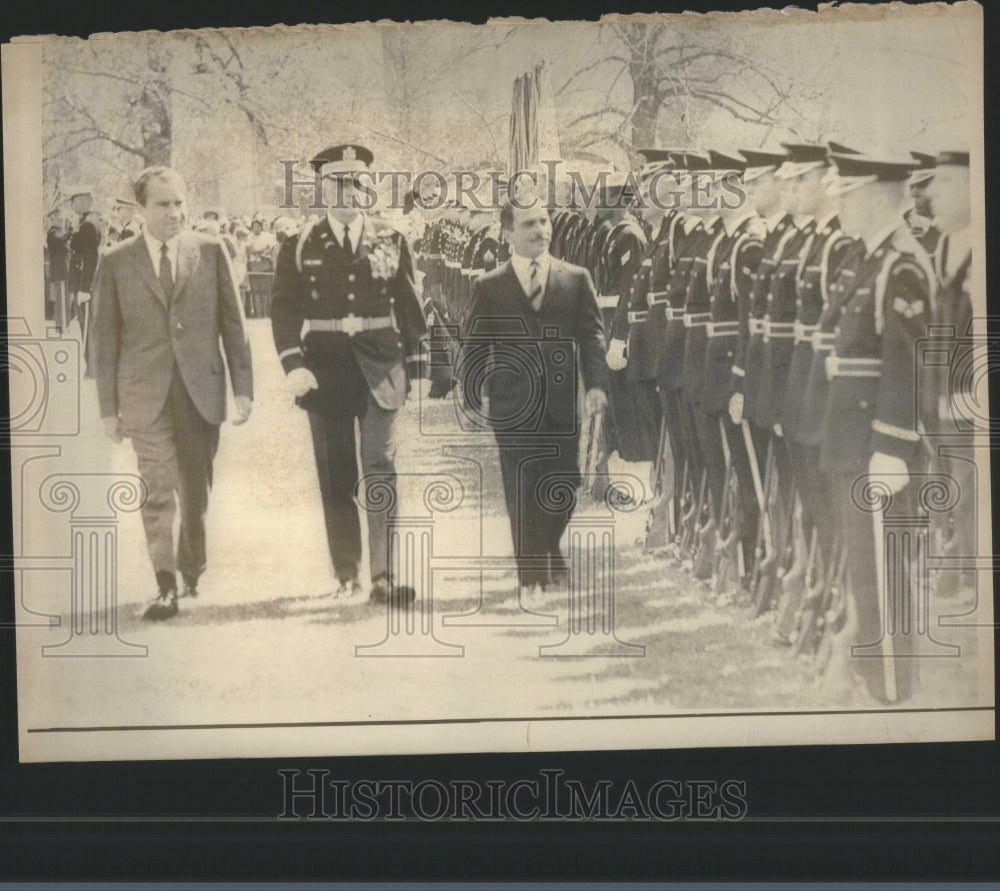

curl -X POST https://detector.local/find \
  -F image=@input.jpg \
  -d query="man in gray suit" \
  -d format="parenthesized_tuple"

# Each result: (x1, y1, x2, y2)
(92, 166, 254, 620)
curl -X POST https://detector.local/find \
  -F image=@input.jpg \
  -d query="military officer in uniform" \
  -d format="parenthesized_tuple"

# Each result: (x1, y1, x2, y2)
(819, 151, 933, 703)
(271, 144, 428, 605)
(66, 184, 102, 372)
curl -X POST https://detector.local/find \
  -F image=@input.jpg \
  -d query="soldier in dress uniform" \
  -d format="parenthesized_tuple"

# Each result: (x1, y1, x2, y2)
(270, 144, 428, 606)
(604, 177, 656, 464)
(819, 151, 933, 703)
(781, 143, 860, 595)
(113, 197, 141, 242)
(677, 152, 729, 550)
(700, 151, 767, 581)
(66, 184, 101, 371)
(905, 152, 941, 255)
(923, 150, 975, 596)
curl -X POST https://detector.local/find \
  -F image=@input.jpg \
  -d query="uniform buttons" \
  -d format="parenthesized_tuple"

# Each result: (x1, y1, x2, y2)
(347, 293, 355, 301)
(176, 322, 184, 330)
(311, 290, 320, 300)
(859, 400, 869, 410)
(348, 274, 356, 282)
(727, 351, 733, 358)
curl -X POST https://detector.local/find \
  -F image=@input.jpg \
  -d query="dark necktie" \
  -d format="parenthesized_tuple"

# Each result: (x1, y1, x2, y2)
(528, 259, 543, 312)
(342, 224, 353, 257)
(159, 242, 173, 304)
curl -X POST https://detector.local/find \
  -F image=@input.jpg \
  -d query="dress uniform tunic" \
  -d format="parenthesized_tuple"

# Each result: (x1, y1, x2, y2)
(271, 214, 427, 585)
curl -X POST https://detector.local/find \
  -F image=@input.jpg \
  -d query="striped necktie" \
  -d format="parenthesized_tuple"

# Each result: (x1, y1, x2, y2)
(528, 259, 543, 311)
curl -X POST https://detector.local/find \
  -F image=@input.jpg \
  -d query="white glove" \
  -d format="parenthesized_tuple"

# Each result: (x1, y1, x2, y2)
(869, 451, 909, 494)
(606, 339, 628, 371)
(773, 423, 784, 438)
(286, 367, 319, 398)
(77, 291, 92, 304)
(728, 392, 744, 425)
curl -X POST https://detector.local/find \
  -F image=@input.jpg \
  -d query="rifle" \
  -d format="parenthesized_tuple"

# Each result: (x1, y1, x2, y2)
(790, 528, 827, 658)
(643, 414, 674, 552)
(814, 541, 850, 673)
(749, 436, 778, 616)
(714, 417, 741, 597)
(668, 458, 691, 561)
(679, 467, 707, 561)
(773, 494, 809, 643)
(581, 408, 606, 498)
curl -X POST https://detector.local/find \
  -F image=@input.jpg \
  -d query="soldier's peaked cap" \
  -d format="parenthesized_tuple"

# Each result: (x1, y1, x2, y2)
(936, 150, 970, 167)
(780, 143, 828, 163)
(827, 141, 861, 155)
(829, 152, 916, 181)
(637, 147, 690, 163)
(739, 148, 789, 169)
(708, 150, 747, 172)
(310, 144, 374, 174)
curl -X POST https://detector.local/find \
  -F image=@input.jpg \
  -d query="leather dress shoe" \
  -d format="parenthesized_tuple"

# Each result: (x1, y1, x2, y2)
(143, 589, 179, 621)
(370, 574, 416, 607)
(335, 578, 364, 600)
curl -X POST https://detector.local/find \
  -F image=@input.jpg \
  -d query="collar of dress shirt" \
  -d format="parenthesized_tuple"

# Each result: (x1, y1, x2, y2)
(682, 215, 702, 235)
(862, 220, 904, 258)
(327, 212, 364, 248)
(765, 210, 786, 232)
(510, 251, 550, 291)
(723, 208, 756, 237)
(143, 228, 180, 274)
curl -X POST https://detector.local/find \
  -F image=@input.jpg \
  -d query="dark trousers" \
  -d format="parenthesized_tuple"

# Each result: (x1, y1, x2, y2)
(722, 416, 760, 576)
(496, 432, 580, 588)
(835, 471, 916, 702)
(308, 391, 399, 584)
(127, 368, 220, 588)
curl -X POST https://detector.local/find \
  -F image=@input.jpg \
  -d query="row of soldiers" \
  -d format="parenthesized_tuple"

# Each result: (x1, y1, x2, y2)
(410, 145, 974, 705)
(557, 144, 971, 705)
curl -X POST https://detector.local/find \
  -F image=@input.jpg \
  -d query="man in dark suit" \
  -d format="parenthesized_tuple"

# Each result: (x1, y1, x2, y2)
(270, 144, 428, 606)
(92, 166, 254, 620)
(461, 199, 609, 594)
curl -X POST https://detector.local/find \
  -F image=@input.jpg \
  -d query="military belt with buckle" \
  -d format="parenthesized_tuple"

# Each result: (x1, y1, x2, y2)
(811, 330, 836, 351)
(683, 312, 710, 328)
(749, 318, 765, 335)
(628, 310, 649, 325)
(794, 322, 819, 344)
(597, 294, 619, 309)
(706, 320, 739, 337)
(647, 290, 670, 306)
(665, 307, 686, 322)
(763, 320, 795, 341)
(305, 315, 394, 336)
(825, 355, 883, 378)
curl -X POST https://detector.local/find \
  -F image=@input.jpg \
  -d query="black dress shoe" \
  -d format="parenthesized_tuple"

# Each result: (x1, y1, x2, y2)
(143, 589, 178, 621)
(335, 578, 364, 600)
(370, 575, 416, 607)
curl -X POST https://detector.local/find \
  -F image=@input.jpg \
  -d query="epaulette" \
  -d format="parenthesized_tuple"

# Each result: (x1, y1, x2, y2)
(294, 217, 322, 274)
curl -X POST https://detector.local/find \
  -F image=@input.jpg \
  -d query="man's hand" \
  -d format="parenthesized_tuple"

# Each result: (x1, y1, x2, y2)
(286, 367, 319, 398)
(77, 291, 92, 305)
(728, 392, 744, 424)
(102, 416, 124, 444)
(585, 388, 608, 415)
(869, 451, 909, 494)
(233, 395, 252, 425)
(606, 339, 627, 371)
(773, 423, 784, 438)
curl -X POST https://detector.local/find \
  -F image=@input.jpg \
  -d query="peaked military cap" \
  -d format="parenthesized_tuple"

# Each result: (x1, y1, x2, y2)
(827, 141, 861, 155)
(936, 150, 969, 167)
(707, 149, 748, 172)
(739, 148, 789, 169)
(310, 144, 374, 174)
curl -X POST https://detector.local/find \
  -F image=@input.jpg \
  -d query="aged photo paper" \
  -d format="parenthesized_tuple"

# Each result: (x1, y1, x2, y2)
(3, 1, 993, 762)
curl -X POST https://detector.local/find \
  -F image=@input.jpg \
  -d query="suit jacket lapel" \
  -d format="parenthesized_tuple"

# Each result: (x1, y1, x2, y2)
(130, 237, 167, 307)
(172, 233, 198, 302)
